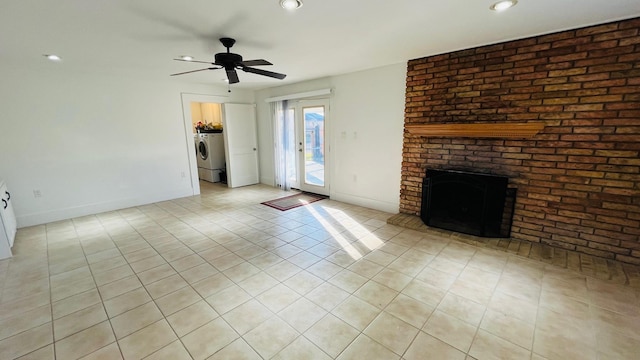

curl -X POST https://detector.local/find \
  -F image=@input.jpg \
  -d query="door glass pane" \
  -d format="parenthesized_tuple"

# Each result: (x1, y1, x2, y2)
(303, 106, 325, 186)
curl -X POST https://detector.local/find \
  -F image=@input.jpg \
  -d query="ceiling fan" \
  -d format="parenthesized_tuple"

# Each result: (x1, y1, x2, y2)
(170, 37, 286, 84)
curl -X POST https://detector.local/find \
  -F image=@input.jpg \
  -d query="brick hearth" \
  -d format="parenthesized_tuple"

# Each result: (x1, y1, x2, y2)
(400, 18, 640, 264)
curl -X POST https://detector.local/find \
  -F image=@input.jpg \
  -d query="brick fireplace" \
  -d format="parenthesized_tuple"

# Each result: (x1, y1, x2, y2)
(400, 18, 640, 264)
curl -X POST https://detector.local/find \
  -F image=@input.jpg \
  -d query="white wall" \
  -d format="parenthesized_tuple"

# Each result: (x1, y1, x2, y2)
(255, 63, 407, 213)
(0, 62, 405, 227)
(0, 66, 253, 227)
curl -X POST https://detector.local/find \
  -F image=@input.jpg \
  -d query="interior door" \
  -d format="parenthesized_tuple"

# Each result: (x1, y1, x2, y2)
(296, 99, 330, 196)
(222, 103, 260, 188)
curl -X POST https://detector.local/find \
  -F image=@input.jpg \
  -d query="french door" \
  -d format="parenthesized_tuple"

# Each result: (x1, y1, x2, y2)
(295, 99, 329, 196)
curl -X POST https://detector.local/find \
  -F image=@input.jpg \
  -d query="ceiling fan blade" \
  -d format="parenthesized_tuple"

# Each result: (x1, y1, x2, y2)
(240, 59, 272, 66)
(241, 66, 287, 80)
(170, 67, 219, 76)
(226, 69, 240, 84)
(173, 59, 214, 65)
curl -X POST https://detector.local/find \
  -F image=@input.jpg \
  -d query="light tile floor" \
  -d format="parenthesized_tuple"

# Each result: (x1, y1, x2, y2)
(1, 182, 639, 359)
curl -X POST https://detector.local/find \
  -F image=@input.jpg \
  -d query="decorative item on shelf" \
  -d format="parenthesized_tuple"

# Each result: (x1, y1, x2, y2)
(196, 121, 223, 133)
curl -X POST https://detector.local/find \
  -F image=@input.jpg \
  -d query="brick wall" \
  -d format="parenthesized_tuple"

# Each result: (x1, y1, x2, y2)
(401, 18, 640, 264)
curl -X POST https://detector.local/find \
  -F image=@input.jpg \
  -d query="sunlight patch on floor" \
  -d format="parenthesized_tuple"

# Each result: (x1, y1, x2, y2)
(322, 207, 384, 251)
(304, 205, 363, 260)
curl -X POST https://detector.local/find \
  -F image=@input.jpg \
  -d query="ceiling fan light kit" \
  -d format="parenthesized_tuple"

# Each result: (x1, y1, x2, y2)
(44, 54, 61, 61)
(490, 0, 517, 11)
(170, 37, 287, 84)
(280, 0, 303, 10)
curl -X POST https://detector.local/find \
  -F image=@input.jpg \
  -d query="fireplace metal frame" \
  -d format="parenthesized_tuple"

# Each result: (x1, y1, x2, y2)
(420, 169, 516, 238)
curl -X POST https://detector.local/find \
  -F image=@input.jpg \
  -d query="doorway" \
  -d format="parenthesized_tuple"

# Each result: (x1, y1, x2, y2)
(275, 99, 330, 196)
(180, 94, 260, 194)
(192, 102, 226, 184)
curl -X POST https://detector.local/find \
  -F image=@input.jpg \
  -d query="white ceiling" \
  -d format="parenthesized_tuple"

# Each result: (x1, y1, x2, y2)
(2, 1, 639, 90)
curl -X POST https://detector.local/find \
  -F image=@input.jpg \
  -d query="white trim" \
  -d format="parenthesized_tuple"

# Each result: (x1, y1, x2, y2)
(330, 191, 400, 214)
(264, 89, 332, 103)
(180, 93, 230, 196)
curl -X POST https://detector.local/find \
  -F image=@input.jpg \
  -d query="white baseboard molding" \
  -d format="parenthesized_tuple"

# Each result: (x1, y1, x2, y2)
(329, 191, 399, 214)
(17, 188, 194, 228)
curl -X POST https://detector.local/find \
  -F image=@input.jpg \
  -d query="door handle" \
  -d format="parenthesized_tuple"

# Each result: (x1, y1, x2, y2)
(5, 191, 9, 200)
(253, 148, 257, 151)
(2, 199, 6, 210)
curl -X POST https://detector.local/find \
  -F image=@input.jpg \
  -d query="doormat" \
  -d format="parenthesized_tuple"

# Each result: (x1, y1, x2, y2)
(261, 192, 327, 211)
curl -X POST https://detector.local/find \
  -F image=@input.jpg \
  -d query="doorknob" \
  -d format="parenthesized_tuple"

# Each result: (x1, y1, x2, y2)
(253, 148, 257, 151)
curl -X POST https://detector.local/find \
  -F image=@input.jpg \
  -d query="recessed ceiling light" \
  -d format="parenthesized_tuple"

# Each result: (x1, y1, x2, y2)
(180, 55, 194, 61)
(490, 0, 517, 11)
(280, 0, 303, 10)
(44, 54, 61, 61)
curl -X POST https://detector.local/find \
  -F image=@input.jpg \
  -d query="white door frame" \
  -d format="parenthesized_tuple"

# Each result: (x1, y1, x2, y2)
(180, 93, 228, 195)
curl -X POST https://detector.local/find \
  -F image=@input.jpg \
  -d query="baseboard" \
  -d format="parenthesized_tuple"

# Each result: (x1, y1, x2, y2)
(17, 188, 194, 228)
(329, 191, 399, 214)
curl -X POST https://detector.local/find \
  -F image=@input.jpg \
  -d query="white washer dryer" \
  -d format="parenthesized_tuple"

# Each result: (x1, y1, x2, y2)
(197, 133, 225, 182)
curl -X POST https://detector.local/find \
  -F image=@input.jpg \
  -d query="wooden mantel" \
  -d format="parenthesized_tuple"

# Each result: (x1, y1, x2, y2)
(406, 122, 545, 138)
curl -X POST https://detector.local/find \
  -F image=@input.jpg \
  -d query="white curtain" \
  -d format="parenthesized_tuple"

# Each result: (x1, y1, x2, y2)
(272, 100, 296, 190)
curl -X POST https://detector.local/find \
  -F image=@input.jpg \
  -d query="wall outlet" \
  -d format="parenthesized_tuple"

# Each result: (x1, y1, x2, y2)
(33, 189, 42, 198)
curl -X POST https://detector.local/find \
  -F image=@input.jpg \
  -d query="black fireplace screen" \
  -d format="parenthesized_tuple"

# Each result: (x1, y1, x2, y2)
(421, 169, 516, 238)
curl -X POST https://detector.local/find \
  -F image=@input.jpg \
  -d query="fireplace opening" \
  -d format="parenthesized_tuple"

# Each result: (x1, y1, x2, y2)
(420, 169, 515, 238)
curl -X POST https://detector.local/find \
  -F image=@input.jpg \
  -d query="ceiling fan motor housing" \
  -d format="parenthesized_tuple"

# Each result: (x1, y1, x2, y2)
(215, 52, 243, 68)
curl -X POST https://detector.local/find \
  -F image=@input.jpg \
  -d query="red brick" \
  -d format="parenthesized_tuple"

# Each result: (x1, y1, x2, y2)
(621, 241, 640, 251)
(588, 242, 631, 255)
(574, 110, 617, 119)
(594, 29, 638, 41)
(594, 229, 639, 242)
(564, 104, 604, 112)
(557, 162, 596, 170)
(555, 148, 594, 155)
(588, 63, 634, 73)
(614, 255, 640, 265)
(565, 184, 603, 193)
(572, 126, 615, 134)
(596, 215, 640, 228)
(583, 79, 627, 89)
(566, 156, 607, 163)
(575, 23, 619, 36)
(559, 134, 600, 141)
(571, 142, 615, 150)
(575, 246, 616, 259)
(544, 238, 581, 250)
(401, 18, 640, 264)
